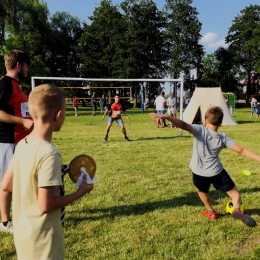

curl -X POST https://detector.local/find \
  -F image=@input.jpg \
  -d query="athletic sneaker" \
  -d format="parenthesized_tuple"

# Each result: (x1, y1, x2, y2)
(104, 135, 108, 142)
(124, 136, 130, 142)
(203, 210, 218, 219)
(0, 221, 13, 233)
(231, 209, 256, 227)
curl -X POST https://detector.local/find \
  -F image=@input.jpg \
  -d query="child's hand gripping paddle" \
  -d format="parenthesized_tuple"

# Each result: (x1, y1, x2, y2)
(68, 154, 98, 186)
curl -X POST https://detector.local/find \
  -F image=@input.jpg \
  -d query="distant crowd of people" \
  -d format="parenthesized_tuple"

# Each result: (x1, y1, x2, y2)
(72, 92, 107, 117)
(153, 92, 191, 128)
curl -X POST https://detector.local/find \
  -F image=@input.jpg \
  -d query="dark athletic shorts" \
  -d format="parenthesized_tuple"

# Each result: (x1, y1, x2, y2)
(92, 103, 97, 111)
(192, 168, 235, 193)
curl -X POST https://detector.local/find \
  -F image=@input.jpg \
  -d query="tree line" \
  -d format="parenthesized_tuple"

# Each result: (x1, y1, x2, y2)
(0, 0, 260, 100)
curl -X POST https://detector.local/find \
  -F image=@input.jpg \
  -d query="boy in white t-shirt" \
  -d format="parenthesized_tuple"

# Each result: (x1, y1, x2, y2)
(150, 106, 260, 227)
(250, 97, 258, 118)
(167, 92, 177, 128)
(154, 92, 165, 128)
(2, 84, 94, 259)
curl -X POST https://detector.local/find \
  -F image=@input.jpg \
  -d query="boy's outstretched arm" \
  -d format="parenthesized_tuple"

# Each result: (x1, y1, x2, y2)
(231, 144, 260, 162)
(38, 174, 94, 214)
(123, 111, 131, 122)
(149, 113, 192, 133)
(102, 108, 109, 120)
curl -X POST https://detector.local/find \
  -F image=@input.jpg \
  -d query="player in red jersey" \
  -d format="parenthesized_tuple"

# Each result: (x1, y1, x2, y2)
(0, 50, 33, 232)
(102, 94, 131, 141)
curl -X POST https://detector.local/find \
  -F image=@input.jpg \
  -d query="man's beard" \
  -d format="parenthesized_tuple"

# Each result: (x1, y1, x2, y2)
(17, 70, 26, 80)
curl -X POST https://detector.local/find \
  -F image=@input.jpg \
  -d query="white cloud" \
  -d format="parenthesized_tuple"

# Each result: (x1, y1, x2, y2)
(208, 39, 228, 48)
(201, 32, 218, 43)
(201, 32, 229, 51)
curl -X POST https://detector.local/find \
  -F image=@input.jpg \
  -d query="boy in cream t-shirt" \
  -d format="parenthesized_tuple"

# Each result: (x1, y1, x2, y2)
(2, 84, 94, 259)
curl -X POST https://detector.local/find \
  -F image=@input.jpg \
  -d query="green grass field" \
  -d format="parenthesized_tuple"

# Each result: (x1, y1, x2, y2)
(1, 105, 260, 260)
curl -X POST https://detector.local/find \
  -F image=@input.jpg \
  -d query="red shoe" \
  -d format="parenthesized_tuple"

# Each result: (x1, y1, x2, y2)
(231, 209, 256, 227)
(203, 210, 218, 219)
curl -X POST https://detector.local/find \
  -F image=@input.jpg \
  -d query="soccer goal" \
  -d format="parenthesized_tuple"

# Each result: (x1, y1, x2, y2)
(31, 77, 184, 135)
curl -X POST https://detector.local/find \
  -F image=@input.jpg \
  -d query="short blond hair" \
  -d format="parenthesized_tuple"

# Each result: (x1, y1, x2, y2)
(4, 50, 30, 70)
(205, 106, 223, 126)
(29, 84, 65, 121)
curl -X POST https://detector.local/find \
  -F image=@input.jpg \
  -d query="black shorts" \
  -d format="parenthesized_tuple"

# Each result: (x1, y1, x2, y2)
(92, 103, 97, 111)
(192, 168, 235, 193)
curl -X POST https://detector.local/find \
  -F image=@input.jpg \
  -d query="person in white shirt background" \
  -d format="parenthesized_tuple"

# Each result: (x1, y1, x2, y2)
(154, 92, 165, 128)
(167, 92, 177, 128)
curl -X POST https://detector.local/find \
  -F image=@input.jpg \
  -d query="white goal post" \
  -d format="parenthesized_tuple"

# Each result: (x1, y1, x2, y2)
(31, 77, 184, 136)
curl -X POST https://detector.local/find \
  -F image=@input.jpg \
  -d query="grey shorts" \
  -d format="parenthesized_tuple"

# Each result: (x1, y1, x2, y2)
(0, 143, 15, 183)
(167, 107, 176, 115)
(107, 117, 124, 126)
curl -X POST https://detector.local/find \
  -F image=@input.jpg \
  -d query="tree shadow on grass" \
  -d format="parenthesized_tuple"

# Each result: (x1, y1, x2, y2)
(66, 193, 200, 223)
(136, 136, 191, 141)
(66, 187, 260, 223)
(236, 120, 260, 124)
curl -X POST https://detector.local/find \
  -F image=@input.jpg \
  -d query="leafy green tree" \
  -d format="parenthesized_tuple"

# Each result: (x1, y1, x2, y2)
(199, 49, 239, 94)
(3, 0, 50, 89)
(120, 0, 167, 97)
(0, 54, 5, 76)
(47, 12, 83, 78)
(226, 4, 260, 98)
(120, 0, 167, 79)
(78, 0, 167, 98)
(77, 0, 125, 79)
(199, 53, 219, 87)
(0, 0, 18, 45)
(214, 47, 239, 92)
(164, 0, 204, 79)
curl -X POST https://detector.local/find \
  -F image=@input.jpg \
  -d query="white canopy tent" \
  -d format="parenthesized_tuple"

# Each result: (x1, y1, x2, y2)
(183, 87, 237, 125)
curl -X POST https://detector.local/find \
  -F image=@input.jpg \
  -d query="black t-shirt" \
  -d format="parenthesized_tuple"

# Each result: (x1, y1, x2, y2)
(0, 76, 15, 142)
(0, 76, 31, 143)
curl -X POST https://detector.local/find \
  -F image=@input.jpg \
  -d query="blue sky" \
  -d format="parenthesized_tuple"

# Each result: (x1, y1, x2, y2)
(44, 0, 259, 54)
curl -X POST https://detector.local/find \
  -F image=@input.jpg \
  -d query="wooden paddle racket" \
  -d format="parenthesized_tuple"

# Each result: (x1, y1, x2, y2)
(68, 154, 96, 183)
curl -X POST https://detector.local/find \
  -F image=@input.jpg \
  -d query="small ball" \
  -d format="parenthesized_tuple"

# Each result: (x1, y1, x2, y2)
(226, 199, 245, 215)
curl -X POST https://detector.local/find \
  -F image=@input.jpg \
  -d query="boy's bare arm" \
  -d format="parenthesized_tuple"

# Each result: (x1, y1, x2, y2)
(102, 109, 109, 120)
(123, 111, 130, 121)
(1, 169, 13, 192)
(231, 144, 260, 162)
(149, 113, 192, 133)
(38, 175, 94, 214)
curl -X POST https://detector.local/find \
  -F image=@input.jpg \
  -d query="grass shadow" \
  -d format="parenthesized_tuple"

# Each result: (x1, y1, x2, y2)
(236, 120, 260, 124)
(136, 136, 191, 141)
(243, 208, 260, 216)
(67, 192, 200, 222)
(67, 187, 260, 223)
(66, 191, 224, 222)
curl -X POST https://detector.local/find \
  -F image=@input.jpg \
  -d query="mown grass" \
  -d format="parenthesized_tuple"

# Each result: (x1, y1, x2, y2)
(1, 105, 260, 260)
